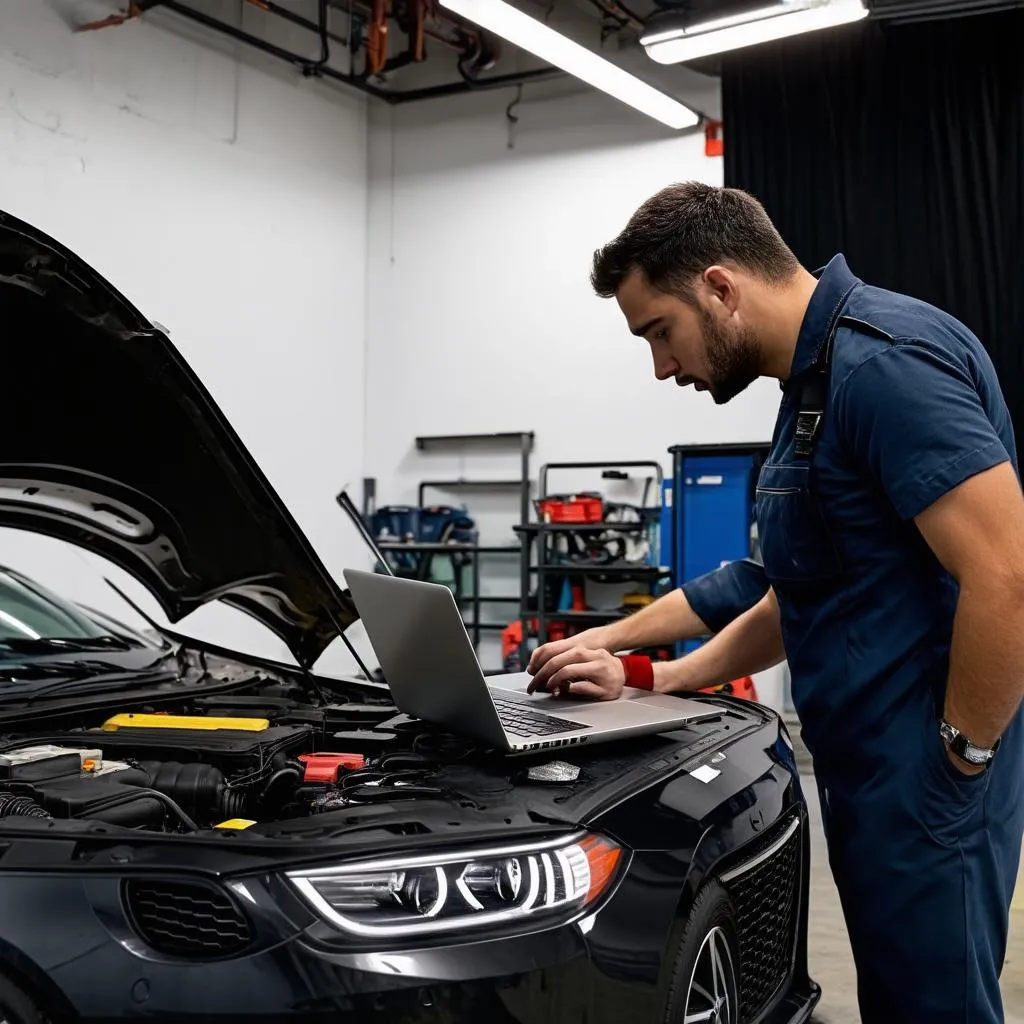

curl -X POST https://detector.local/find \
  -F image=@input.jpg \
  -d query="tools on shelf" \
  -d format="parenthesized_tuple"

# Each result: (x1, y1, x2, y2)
(353, 438, 771, 700)
(361, 431, 534, 671)
(509, 460, 672, 669)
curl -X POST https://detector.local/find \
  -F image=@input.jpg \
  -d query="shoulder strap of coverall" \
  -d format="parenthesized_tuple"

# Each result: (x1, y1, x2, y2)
(794, 283, 863, 460)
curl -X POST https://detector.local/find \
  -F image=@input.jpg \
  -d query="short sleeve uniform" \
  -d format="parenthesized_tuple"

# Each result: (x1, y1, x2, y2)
(750, 256, 1018, 783)
(751, 255, 1024, 1024)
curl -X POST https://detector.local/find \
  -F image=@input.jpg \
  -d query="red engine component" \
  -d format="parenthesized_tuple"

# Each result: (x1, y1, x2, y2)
(299, 753, 366, 783)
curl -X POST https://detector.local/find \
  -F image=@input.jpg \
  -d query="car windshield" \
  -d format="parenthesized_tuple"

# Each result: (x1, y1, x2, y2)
(0, 569, 129, 650)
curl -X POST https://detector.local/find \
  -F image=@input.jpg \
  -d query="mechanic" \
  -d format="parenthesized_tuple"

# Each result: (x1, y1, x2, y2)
(527, 182, 1024, 1023)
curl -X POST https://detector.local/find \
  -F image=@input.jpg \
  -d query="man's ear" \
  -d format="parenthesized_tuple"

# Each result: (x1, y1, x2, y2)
(702, 265, 740, 315)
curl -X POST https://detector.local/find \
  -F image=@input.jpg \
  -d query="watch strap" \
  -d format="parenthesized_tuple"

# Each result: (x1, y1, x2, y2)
(940, 720, 999, 766)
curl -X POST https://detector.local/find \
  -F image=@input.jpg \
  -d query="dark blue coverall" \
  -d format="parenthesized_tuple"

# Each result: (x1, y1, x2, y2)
(680, 254, 1024, 1023)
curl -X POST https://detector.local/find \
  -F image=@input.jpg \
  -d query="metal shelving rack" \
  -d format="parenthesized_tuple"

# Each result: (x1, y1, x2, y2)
(378, 431, 534, 666)
(514, 460, 672, 660)
(414, 430, 533, 528)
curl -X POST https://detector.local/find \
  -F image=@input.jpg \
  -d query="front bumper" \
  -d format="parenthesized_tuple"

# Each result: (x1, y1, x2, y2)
(5, 869, 643, 1024)
(0, 855, 819, 1024)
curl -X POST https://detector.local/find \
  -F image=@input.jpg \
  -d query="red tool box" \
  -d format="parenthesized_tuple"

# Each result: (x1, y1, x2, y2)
(535, 492, 604, 524)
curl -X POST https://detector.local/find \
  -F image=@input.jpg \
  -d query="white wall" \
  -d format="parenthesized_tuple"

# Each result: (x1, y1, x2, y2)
(0, 0, 373, 671)
(364, 87, 787, 705)
(0, 5, 784, 699)
(365, 89, 782, 501)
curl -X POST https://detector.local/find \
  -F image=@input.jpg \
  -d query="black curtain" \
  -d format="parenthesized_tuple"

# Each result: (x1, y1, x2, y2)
(721, 9, 1024, 453)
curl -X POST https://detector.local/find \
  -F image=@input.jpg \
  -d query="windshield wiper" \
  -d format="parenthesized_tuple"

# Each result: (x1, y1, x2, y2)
(0, 642, 179, 689)
(0, 635, 133, 654)
(22, 666, 182, 705)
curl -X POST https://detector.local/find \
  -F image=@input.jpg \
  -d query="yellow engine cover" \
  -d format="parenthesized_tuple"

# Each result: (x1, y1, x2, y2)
(101, 713, 269, 732)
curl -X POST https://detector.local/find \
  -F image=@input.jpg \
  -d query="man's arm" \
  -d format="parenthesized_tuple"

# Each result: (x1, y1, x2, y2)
(914, 461, 1024, 757)
(653, 588, 785, 693)
(833, 335, 1024, 772)
(679, 557, 771, 635)
(526, 558, 769, 680)
(593, 586, 713, 650)
(525, 589, 704, 695)
(526, 587, 783, 700)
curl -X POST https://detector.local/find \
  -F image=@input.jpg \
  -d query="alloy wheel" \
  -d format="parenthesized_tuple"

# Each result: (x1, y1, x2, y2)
(683, 925, 736, 1024)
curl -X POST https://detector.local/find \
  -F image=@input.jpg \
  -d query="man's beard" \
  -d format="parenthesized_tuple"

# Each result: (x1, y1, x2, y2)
(700, 306, 761, 405)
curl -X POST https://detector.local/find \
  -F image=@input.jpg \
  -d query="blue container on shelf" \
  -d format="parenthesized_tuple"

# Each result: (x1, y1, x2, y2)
(368, 504, 478, 575)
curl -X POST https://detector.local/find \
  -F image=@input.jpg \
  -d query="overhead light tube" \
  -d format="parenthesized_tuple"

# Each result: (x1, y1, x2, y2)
(438, 0, 701, 130)
(642, 0, 868, 64)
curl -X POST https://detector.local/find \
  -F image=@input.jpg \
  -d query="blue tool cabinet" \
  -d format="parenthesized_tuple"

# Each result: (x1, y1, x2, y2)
(667, 443, 771, 655)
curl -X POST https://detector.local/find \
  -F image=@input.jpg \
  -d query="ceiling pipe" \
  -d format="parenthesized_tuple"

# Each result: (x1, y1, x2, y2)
(127, 0, 563, 105)
(587, 0, 645, 33)
(154, 0, 394, 98)
(75, 0, 157, 31)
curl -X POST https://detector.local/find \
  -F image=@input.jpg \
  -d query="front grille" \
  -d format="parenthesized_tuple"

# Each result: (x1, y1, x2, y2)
(123, 879, 254, 959)
(721, 816, 801, 1021)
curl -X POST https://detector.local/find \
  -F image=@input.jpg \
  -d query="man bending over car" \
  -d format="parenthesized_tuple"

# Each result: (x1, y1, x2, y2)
(527, 182, 1024, 1024)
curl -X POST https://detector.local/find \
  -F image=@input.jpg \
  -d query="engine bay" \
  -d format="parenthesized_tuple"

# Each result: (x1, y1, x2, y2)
(0, 659, 426, 835)
(0, 649, 760, 840)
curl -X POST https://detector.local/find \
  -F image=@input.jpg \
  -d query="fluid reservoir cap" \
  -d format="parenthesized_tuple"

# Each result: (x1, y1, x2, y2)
(214, 818, 257, 830)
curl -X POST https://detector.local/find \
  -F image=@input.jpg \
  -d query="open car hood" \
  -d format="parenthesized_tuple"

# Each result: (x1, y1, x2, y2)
(0, 209, 358, 668)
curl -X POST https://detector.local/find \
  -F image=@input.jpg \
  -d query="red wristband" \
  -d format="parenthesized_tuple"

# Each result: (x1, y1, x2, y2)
(617, 654, 654, 691)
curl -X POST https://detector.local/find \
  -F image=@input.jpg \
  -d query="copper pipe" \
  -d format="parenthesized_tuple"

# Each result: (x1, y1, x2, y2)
(75, 1, 145, 32)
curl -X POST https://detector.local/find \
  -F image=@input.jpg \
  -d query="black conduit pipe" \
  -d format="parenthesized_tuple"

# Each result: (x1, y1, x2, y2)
(156, 0, 393, 100)
(155, 0, 563, 105)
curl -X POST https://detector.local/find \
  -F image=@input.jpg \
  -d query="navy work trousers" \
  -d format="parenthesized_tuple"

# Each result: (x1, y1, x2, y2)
(817, 700, 1023, 1023)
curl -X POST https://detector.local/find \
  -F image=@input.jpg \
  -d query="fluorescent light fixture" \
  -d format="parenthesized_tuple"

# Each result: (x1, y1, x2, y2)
(437, 0, 700, 130)
(642, 0, 868, 65)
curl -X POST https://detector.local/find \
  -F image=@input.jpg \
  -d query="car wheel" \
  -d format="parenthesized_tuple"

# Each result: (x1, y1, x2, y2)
(662, 881, 740, 1024)
(0, 973, 46, 1024)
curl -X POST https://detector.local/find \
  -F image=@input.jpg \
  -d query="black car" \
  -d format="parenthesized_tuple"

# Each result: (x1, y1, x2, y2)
(0, 209, 820, 1024)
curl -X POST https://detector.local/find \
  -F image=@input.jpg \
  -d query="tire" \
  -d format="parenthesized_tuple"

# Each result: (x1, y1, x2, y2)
(661, 880, 741, 1024)
(0, 972, 46, 1024)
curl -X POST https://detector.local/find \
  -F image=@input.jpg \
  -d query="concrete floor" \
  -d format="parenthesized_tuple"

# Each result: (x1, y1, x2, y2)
(802, 773, 1024, 1023)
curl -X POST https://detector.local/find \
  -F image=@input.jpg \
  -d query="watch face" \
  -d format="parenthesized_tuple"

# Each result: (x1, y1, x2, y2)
(940, 721, 995, 765)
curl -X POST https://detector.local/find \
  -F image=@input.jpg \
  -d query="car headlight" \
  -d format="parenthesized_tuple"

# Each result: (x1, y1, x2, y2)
(286, 832, 623, 939)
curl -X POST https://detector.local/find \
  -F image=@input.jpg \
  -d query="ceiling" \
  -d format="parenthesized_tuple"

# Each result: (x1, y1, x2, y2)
(57, 0, 1017, 124)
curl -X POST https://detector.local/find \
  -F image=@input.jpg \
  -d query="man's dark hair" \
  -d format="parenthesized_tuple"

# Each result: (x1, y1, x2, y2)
(591, 182, 800, 301)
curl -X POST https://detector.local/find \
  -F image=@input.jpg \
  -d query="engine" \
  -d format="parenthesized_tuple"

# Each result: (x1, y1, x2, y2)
(0, 695, 420, 834)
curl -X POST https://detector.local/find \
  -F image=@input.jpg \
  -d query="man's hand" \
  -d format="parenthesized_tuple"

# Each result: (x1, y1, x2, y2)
(526, 646, 625, 700)
(527, 627, 611, 680)
(526, 587, 722, 684)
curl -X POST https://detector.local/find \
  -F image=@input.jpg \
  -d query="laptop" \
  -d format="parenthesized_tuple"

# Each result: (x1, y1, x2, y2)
(343, 569, 722, 753)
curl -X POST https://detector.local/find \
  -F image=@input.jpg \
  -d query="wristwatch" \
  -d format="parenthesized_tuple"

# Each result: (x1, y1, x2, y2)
(939, 720, 1000, 768)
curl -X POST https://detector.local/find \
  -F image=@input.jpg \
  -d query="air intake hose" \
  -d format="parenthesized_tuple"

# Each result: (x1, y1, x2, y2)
(0, 792, 51, 819)
(138, 762, 231, 816)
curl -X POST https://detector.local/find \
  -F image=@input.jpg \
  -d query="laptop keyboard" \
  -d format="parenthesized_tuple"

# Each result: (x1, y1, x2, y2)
(491, 695, 590, 738)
